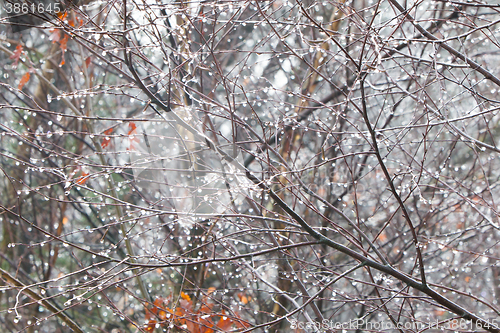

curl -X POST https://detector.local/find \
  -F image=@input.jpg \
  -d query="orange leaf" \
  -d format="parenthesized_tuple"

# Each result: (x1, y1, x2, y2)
(128, 122, 137, 135)
(85, 56, 91, 68)
(185, 320, 198, 333)
(76, 172, 89, 185)
(180, 292, 191, 301)
(144, 319, 156, 331)
(18, 72, 30, 90)
(237, 292, 251, 305)
(127, 122, 139, 151)
(216, 314, 234, 331)
(57, 12, 67, 20)
(199, 303, 214, 314)
(153, 298, 162, 307)
(145, 297, 166, 324)
(101, 138, 110, 149)
(59, 34, 69, 66)
(167, 306, 184, 318)
(158, 310, 167, 320)
(200, 324, 215, 333)
(101, 129, 113, 149)
(10, 44, 23, 67)
(377, 231, 387, 242)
